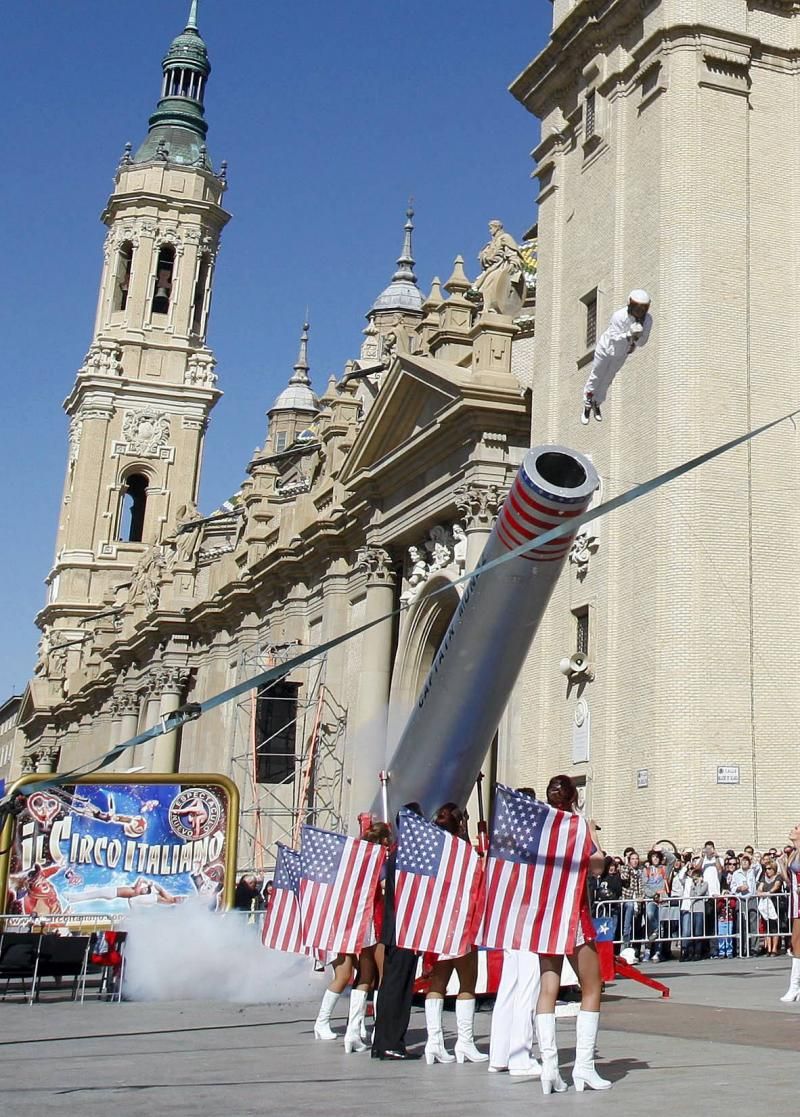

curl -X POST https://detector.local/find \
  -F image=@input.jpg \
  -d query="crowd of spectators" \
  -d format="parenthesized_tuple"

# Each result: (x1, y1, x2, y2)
(589, 839, 796, 961)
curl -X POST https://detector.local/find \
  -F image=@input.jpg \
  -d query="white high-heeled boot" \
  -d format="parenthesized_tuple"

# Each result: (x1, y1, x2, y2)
(344, 988, 369, 1053)
(424, 997, 455, 1064)
(454, 998, 489, 1063)
(781, 958, 800, 1002)
(572, 1010, 612, 1092)
(313, 989, 340, 1040)
(535, 1014, 567, 1094)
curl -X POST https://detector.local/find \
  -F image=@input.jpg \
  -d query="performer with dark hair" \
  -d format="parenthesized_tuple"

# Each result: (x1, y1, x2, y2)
(535, 774, 610, 1094)
(424, 802, 488, 1065)
(371, 804, 424, 1061)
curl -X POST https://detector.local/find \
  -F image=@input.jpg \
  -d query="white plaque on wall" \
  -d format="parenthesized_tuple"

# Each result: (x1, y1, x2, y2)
(716, 765, 740, 785)
(572, 699, 590, 764)
(636, 769, 649, 789)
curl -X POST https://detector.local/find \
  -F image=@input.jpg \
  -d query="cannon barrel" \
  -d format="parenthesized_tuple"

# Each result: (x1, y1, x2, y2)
(376, 444, 599, 821)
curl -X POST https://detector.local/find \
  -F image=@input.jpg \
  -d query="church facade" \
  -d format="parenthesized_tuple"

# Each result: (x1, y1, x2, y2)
(17, 1, 800, 859)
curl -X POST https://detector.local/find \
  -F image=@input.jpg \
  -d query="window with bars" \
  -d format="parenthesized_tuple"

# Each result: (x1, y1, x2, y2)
(584, 91, 597, 141)
(574, 606, 590, 656)
(584, 291, 598, 349)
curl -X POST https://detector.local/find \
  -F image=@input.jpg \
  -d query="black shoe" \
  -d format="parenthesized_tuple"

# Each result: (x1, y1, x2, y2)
(373, 1048, 421, 1061)
(581, 401, 592, 425)
(592, 401, 602, 422)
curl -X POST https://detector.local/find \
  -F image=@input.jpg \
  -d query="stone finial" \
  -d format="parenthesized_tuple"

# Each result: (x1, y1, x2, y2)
(445, 255, 471, 296)
(424, 277, 444, 308)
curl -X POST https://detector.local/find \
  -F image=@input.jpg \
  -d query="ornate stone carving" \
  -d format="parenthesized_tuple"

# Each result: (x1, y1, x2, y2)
(128, 544, 166, 611)
(122, 408, 171, 456)
(159, 666, 191, 696)
(34, 630, 68, 679)
(184, 351, 218, 387)
(355, 546, 394, 584)
(115, 689, 141, 718)
(20, 753, 36, 775)
(68, 416, 83, 472)
(80, 340, 124, 377)
(466, 220, 526, 315)
(454, 482, 503, 530)
(400, 524, 465, 603)
(568, 530, 599, 580)
(166, 500, 204, 566)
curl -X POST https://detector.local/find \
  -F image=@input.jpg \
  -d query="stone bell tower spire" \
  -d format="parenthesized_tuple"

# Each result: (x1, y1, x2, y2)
(39, 3, 231, 666)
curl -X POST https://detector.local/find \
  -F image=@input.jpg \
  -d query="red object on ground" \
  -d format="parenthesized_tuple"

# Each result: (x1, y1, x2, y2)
(613, 956, 670, 998)
(596, 938, 616, 983)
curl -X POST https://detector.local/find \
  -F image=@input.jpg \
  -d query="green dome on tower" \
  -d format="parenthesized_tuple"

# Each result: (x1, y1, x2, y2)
(133, 1, 215, 168)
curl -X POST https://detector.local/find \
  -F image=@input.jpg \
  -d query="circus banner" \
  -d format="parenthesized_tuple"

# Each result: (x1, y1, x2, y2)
(0, 774, 238, 917)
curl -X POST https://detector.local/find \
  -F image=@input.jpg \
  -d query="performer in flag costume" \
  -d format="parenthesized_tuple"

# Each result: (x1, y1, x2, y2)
(535, 775, 610, 1094)
(487, 787, 542, 1079)
(779, 823, 800, 1003)
(307, 822, 387, 1049)
(421, 803, 488, 1066)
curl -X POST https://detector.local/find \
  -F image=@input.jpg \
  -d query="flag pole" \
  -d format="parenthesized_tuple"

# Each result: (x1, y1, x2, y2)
(379, 770, 390, 824)
(475, 771, 488, 856)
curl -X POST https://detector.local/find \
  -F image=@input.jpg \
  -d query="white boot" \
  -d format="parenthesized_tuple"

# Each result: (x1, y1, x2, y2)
(454, 997, 489, 1063)
(572, 1010, 612, 1092)
(313, 989, 340, 1040)
(424, 997, 455, 1064)
(344, 988, 369, 1053)
(535, 1014, 567, 1094)
(780, 957, 800, 1002)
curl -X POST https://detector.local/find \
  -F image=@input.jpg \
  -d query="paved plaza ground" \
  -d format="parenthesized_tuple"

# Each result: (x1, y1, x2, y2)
(1, 956, 798, 1116)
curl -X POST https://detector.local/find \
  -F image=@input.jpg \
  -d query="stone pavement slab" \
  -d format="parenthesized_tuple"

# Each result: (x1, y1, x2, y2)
(0, 957, 797, 1117)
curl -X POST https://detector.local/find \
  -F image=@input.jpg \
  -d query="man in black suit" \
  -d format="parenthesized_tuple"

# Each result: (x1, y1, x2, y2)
(372, 803, 423, 1061)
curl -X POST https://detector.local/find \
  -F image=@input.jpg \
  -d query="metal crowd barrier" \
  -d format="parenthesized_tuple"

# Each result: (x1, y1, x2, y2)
(593, 892, 794, 958)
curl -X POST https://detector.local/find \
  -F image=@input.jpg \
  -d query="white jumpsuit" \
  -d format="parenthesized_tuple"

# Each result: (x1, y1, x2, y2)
(583, 307, 652, 405)
(488, 949, 541, 1071)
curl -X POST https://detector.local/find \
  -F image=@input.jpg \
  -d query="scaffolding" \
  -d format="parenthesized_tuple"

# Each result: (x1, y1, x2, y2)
(228, 637, 348, 875)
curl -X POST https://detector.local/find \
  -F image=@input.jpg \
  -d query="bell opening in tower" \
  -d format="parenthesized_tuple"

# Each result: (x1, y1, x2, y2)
(118, 473, 149, 543)
(191, 251, 210, 335)
(114, 242, 134, 312)
(152, 245, 175, 315)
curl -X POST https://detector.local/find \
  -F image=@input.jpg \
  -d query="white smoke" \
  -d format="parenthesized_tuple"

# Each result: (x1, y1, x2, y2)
(122, 899, 327, 1003)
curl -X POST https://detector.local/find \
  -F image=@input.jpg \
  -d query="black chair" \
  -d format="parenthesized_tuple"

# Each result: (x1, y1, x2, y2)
(0, 933, 42, 1003)
(34, 935, 91, 1002)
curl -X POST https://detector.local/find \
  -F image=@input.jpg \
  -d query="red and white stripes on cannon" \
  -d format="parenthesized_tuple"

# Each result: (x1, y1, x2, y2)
(495, 449, 594, 561)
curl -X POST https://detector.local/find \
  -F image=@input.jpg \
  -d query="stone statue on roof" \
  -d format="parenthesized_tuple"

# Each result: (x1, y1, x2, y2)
(467, 220, 526, 316)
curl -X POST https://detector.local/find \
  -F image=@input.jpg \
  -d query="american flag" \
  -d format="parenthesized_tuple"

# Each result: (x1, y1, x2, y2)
(394, 809, 483, 956)
(299, 825, 385, 955)
(262, 843, 308, 955)
(477, 785, 591, 955)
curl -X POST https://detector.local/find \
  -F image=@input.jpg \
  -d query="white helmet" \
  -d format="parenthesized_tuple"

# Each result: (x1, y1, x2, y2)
(629, 289, 651, 306)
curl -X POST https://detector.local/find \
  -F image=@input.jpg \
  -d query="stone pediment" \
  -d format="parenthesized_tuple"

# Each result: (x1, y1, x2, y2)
(339, 354, 464, 483)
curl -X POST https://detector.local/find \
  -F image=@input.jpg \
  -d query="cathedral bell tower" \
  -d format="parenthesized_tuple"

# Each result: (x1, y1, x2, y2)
(40, 1, 230, 655)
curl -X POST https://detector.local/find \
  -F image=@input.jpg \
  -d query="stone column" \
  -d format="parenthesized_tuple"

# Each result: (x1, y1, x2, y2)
(350, 546, 396, 816)
(455, 482, 504, 568)
(138, 675, 164, 773)
(35, 743, 60, 775)
(153, 667, 190, 773)
(115, 690, 141, 773)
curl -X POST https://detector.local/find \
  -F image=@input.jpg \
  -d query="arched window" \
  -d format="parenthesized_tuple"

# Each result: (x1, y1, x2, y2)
(118, 473, 149, 543)
(114, 241, 133, 312)
(191, 251, 210, 335)
(151, 245, 175, 314)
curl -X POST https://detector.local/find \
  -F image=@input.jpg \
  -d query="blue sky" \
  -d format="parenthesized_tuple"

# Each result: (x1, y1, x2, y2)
(0, 1, 552, 698)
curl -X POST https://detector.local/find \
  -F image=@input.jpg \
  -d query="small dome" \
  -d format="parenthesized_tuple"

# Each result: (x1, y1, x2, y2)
(270, 384, 320, 413)
(164, 30, 210, 72)
(371, 280, 424, 314)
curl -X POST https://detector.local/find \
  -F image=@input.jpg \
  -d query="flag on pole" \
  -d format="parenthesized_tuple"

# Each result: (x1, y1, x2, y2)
(394, 808, 483, 956)
(299, 825, 384, 955)
(478, 785, 591, 955)
(262, 843, 308, 955)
